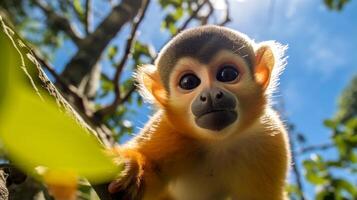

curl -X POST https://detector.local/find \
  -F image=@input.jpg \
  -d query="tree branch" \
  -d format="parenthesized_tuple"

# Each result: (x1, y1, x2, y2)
(33, 0, 82, 46)
(94, 0, 150, 119)
(121, 84, 137, 103)
(31, 50, 116, 147)
(299, 143, 334, 154)
(33, 52, 80, 98)
(60, 0, 144, 89)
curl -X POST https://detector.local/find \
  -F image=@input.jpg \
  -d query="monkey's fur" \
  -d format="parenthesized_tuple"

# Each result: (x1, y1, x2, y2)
(108, 25, 291, 200)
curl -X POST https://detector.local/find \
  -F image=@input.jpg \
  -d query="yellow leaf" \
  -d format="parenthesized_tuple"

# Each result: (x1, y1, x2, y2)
(0, 26, 120, 184)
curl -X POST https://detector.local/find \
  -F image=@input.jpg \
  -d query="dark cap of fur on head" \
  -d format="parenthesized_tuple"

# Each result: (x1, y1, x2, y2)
(156, 25, 256, 91)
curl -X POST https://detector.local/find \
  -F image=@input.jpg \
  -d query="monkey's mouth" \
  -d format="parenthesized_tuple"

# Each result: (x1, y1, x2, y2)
(195, 110, 237, 131)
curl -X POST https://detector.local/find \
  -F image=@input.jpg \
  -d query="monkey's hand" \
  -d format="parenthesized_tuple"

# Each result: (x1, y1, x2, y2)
(108, 148, 146, 200)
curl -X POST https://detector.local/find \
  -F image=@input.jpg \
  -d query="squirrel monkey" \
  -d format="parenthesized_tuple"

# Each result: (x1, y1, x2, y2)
(108, 25, 291, 200)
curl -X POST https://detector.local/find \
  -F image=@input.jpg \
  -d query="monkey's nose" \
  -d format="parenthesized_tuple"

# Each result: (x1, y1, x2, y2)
(200, 92, 208, 102)
(215, 91, 223, 100)
(198, 89, 223, 103)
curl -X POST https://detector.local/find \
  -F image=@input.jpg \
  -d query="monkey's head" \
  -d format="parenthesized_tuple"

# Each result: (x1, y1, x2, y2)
(136, 25, 286, 140)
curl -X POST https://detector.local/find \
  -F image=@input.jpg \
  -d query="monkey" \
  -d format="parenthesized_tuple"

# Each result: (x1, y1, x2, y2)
(108, 25, 291, 200)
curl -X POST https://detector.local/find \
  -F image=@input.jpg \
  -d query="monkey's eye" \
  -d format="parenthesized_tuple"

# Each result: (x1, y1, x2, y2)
(216, 65, 239, 82)
(179, 73, 201, 90)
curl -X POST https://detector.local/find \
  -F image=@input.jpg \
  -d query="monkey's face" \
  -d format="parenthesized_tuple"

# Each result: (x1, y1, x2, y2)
(166, 50, 266, 139)
(137, 26, 282, 140)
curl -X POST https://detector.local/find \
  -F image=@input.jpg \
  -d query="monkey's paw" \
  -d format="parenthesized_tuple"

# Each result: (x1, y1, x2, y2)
(108, 158, 145, 200)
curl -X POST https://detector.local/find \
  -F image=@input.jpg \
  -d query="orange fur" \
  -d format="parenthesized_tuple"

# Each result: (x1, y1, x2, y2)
(109, 33, 290, 200)
(111, 109, 290, 200)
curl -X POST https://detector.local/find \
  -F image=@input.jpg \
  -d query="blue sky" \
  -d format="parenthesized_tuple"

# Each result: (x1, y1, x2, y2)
(51, 0, 357, 198)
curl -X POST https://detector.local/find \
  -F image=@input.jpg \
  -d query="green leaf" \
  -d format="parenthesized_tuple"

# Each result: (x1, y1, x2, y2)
(324, 0, 351, 11)
(349, 152, 357, 163)
(158, 0, 183, 9)
(0, 32, 120, 185)
(169, 23, 178, 35)
(173, 8, 184, 20)
(133, 41, 151, 61)
(306, 171, 328, 185)
(137, 95, 143, 107)
(107, 45, 118, 61)
(345, 118, 357, 129)
(0, 35, 9, 110)
(334, 179, 357, 196)
(334, 134, 348, 157)
(324, 119, 338, 129)
(303, 157, 329, 185)
(73, 0, 85, 21)
(316, 190, 336, 200)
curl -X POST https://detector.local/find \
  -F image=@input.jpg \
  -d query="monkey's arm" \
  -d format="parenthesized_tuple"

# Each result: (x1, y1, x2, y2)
(108, 146, 167, 200)
(108, 111, 190, 200)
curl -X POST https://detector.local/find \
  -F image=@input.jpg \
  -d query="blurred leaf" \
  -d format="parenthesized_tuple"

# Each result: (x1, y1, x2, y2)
(158, 0, 183, 8)
(334, 134, 348, 158)
(132, 41, 154, 62)
(173, 8, 184, 20)
(107, 45, 118, 62)
(306, 172, 328, 185)
(324, 119, 338, 129)
(333, 179, 357, 197)
(162, 14, 177, 34)
(316, 189, 336, 200)
(0, 36, 9, 110)
(324, 0, 351, 11)
(73, 0, 85, 22)
(303, 157, 329, 185)
(286, 184, 303, 198)
(345, 118, 357, 130)
(0, 32, 121, 185)
(168, 23, 178, 35)
(137, 95, 143, 106)
(120, 78, 134, 95)
(335, 75, 357, 122)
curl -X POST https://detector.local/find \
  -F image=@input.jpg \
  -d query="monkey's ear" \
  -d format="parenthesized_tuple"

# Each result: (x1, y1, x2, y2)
(254, 45, 274, 90)
(254, 42, 287, 93)
(135, 64, 168, 107)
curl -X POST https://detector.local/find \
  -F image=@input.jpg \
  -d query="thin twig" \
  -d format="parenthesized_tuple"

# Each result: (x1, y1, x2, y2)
(84, 0, 92, 34)
(277, 98, 306, 200)
(290, 145, 307, 200)
(94, 0, 150, 118)
(299, 143, 334, 154)
(175, 0, 209, 36)
(218, 0, 231, 26)
(199, 0, 214, 25)
(121, 84, 137, 103)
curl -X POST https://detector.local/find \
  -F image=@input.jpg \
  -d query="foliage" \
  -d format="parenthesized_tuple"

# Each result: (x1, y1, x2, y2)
(304, 118, 357, 200)
(335, 75, 357, 123)
(288, 75, 357, 200)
